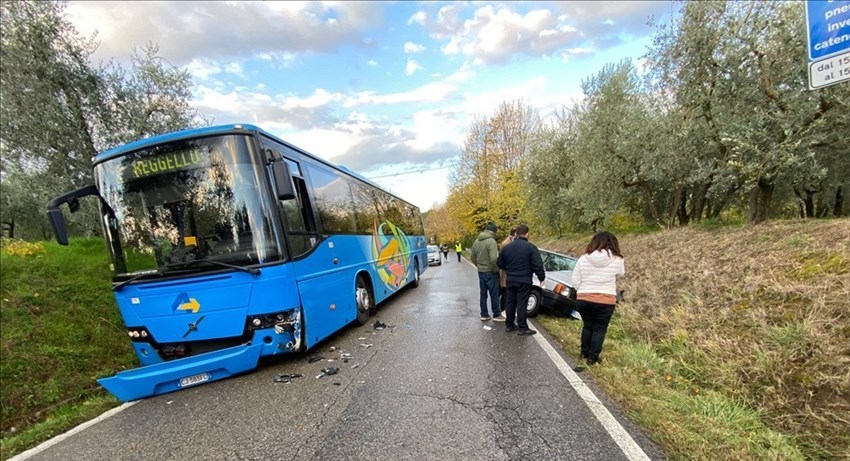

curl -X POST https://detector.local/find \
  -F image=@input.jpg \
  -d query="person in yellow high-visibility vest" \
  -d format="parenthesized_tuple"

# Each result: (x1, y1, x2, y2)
(455, 242, 463, 262)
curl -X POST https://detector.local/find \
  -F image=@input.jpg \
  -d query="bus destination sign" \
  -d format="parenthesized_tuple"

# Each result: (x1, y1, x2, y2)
(129, 149, 207, 179)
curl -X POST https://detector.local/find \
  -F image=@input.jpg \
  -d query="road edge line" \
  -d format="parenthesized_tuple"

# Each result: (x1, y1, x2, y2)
(529, 319, 652, 461)
(8, 401, 138, 461)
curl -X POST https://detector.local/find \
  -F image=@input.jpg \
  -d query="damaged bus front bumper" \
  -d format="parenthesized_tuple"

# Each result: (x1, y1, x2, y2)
(100, 310, 302, 402)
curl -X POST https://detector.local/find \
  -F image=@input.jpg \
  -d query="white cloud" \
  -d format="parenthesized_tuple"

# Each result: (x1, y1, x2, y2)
(403, 42, 426, 54)
(66, 1, 384, 65)
(444, 63, 476, 83)
(186, 59, 222, 80)
(407, 11, 426, 26)
(367, 59, 378, 66)
(439, 5, 581, 64)
(405, 59, 423, 76)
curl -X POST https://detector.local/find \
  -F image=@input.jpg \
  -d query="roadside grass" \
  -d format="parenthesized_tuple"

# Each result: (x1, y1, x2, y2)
(0, 238, 135, 460)
(0, 395, 119, 459)
(538, 218, 850, 460)
(538, 315, 806, 461)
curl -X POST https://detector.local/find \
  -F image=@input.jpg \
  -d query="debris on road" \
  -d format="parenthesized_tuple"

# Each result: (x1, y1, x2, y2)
(308, 355, 324, 363)
(274, 373, 304, 383)
(373, 320, 387, 330)
(351, 364, 360, 369)
(316, 367, 340, 379)
(360, 343, 373, 348)
(483, 325, 493, 330)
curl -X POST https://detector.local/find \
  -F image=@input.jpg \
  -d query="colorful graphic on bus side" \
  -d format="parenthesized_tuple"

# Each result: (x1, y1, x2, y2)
(371, 220, 411, 291)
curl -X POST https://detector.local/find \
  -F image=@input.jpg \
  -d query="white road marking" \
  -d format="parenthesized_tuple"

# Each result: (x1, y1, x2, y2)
(9, 402, 137, 461)
(529, 319, 652, 461)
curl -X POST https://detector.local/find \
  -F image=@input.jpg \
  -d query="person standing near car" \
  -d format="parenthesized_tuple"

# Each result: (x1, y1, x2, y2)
(471, 222, 504, 322)
(571, 231, 625, 365)
(440, 244, 449, 262)
(499, 226, 517, 311)
(497, 224, 545, 336)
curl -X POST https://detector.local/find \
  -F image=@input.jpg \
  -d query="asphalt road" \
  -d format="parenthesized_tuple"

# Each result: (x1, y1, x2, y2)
(19, 257, 664, 461)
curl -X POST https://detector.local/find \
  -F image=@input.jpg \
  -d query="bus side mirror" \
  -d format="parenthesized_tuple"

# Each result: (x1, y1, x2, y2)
(46, 185, 99, 245)
(272, 161, 296, 200)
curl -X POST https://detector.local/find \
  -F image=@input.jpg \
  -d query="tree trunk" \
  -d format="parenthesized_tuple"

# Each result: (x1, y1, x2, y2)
(666, 185, 685, 228)
(835, 186, 845, 217)
(2, 218, 14, 239)
(689, 182, 710, 223)
(748, 177, 774, 224)
(677, 188, 690, 226)
(793, 186, 816, 218)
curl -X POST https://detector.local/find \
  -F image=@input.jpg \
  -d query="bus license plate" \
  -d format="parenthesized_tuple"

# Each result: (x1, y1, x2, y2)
(178, 372, 210, 388)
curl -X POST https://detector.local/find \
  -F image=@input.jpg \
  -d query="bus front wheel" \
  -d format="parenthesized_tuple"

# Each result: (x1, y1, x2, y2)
(355, 275, 373, 325)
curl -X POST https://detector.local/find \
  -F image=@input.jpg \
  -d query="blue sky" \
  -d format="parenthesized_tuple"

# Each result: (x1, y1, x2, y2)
(67, 1, 676, 211)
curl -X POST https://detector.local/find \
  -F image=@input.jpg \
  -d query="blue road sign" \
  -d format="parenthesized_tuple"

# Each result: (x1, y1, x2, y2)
(806, 0, 850, 61)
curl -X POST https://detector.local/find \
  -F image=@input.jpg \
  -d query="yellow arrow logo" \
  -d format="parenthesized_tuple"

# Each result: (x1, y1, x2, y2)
(177, 298, 201, 313)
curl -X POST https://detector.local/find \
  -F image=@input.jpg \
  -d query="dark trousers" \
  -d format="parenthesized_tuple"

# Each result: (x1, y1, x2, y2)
(477, 272, 500, 317)
(456, 252, 461, 262)
(505, 281, 532, 330)
(442, 251, 448, 261)
(576, 300, 615, 362)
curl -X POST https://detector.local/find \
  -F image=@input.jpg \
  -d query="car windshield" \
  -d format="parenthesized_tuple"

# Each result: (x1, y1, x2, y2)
(543, 252, 577, 272)
(95, 134, 281, 278)
(427, 245, 439, 253)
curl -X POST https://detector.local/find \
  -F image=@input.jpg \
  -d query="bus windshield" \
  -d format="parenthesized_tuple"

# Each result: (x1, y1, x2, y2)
(95, 134, 280, 277)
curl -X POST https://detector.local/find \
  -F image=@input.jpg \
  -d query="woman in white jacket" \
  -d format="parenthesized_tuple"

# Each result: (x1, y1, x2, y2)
(571, 231, 625, 365)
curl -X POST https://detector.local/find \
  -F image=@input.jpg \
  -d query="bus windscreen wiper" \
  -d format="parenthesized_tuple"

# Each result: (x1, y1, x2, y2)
(113, 270, 162, 291)
(167, 258, 261, 275)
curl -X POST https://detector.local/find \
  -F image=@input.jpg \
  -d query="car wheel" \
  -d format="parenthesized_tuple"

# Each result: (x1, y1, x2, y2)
(526, 290, 541, 318)
(355, 275, 373, 325)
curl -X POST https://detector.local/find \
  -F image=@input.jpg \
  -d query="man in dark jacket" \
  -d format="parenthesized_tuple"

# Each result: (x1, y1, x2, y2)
(471, 222, 504, 321)
(497, 224, 545, 335)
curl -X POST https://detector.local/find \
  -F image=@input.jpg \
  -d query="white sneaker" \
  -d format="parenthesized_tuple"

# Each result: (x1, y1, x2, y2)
(492, 313, 506, 322)
(480, 316, 492, 321)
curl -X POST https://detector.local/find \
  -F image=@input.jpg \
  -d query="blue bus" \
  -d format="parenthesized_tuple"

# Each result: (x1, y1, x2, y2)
(47, 124, 427, 401)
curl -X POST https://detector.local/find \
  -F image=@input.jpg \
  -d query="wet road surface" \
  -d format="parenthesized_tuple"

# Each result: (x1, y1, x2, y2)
(19, 258, 664, 461)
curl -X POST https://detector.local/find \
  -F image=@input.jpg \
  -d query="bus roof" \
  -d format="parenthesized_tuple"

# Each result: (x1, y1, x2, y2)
(93, 124, 264, 163)
(93, 123, 419, 211)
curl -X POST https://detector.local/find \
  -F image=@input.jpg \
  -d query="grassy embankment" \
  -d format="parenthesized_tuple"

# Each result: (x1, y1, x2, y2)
(0, 238, 135, 460)
(537, 219, 849, 461)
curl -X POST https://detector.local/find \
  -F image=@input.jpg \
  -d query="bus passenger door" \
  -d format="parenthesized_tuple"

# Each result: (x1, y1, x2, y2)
(273, 154, 353, 349)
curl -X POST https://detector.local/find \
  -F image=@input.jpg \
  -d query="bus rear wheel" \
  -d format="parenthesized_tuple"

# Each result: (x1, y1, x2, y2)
(411, 259, 420, 288)
(355, 275, 373, 325)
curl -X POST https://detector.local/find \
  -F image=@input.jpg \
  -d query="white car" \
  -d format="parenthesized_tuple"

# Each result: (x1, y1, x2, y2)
(427, 245, 442, 266)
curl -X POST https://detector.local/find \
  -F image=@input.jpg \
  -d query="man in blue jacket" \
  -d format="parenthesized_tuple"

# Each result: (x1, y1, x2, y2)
(497, 224, 545, 335)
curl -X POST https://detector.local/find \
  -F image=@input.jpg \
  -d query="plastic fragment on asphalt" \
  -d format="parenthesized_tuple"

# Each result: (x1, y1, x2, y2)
(358, 337, 366, 340)
(373, 320, 387, 330)
(360, 343, 373, 348)
(483, 325, 493, 330)
(274, 373, 304, 383)
(333, 382, 341, 386)
(351, 364, 359, 369)
(308, 355, 324, 363)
